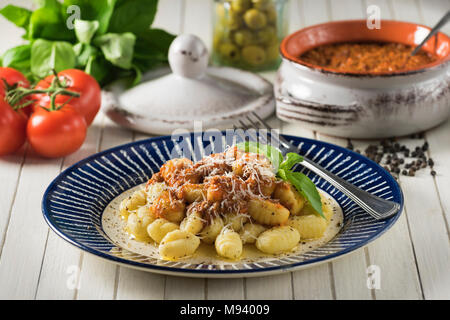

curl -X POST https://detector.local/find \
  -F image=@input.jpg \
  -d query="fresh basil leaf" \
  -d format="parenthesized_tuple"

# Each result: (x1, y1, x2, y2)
(73, 42, 83, 56)
(277, 168, 288, 181)
(236, 141, 261, 154)
(133, 56, 163, 73)
(73, 43, 99, 67)
(94, 32, 136, 69)
(286, 171, 324, 218)
(85, 55, 111, 85)
(29, 6, 74, 41)
(134, 28, 175, 62)
(0, 5, 32, 29)
(259, 144, 283, 170)
(34, 0, 61, 8)
(108, 0, 157, 34)
(131, 64, 142, 86)
(280, 152, 303, 171)
(236, 141, 283, 170)
(31, 39, 76, 77)
(2, 44, 31, 70)
(74, 19, 99, 44)
(63, 0, 117, 35)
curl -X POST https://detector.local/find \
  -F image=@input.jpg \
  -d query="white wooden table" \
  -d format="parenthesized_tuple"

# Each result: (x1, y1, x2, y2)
(0, 0, 449, 300)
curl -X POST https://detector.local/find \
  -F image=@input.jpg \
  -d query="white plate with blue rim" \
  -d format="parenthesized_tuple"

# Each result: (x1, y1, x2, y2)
(42, 131, 403, 278)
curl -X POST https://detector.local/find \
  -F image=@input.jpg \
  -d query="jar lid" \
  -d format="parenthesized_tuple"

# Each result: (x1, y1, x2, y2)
(103, 34, 275, 135)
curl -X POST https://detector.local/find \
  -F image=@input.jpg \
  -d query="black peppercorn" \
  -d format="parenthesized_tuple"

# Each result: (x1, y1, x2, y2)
(347, 142, 354, 150)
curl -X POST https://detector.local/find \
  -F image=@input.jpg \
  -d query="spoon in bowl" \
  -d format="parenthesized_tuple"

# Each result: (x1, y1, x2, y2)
(411, 10, 450, 56)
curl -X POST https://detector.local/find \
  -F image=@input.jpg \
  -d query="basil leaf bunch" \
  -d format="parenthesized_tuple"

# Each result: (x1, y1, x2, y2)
(236, 141, 324, 218)
(0, 0, 175, 86)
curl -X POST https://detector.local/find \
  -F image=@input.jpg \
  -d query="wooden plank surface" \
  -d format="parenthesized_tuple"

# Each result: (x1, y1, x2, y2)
(76, 117, 134, 300)
(388, 0, 450, 300)
(332, 0, 421, 300)
(351, 139, 423, 300)
(320, 0, 373, 301)
(0, 0, 449, 300)
(365, 0, 423, 300)
(0, 153, 63, 299)
(35, 116, 104, 299)
(282, 0, 335, 301)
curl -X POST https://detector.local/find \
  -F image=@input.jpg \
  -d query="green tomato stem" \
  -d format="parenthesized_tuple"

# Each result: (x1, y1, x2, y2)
(6, 85, 80, 110)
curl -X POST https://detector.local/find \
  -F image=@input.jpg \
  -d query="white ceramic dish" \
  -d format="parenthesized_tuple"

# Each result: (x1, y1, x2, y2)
(103, 35, 275, 135)
(276, 20, 450, 139)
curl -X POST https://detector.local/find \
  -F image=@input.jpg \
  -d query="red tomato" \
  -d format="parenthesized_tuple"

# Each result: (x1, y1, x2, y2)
(0, 67, 32, 117)
(0, 98, 27, 156)
(27, 104, 87, 158)
(33, 69, 101, 126)
(0, 67, 30, 96)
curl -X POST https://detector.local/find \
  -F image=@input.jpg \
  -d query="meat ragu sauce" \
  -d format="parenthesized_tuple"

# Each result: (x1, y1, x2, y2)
(299, 42, 438, 73)
(146, 146, 277, 223)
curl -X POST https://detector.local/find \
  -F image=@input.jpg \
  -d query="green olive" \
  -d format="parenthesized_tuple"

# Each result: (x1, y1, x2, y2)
(265, 5, 277, 24)
(243, 8, 267, 30)
(266, 44, 279, 61)
(242, 45, 266, 65)
(226, 10, 243, 30)
(230, 0, 251, 13)
(216, 3, 226, 20)
(219, 43, 240, 61)
(251, 0, 271, 10)
(233, 29, 256, 47)
(213, 31, 224, 51)
(252, 0, 272, 10)
(256, 26, 277, 45)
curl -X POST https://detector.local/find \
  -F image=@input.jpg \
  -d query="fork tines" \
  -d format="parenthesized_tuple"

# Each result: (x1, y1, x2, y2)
(234, 112, 292, 151)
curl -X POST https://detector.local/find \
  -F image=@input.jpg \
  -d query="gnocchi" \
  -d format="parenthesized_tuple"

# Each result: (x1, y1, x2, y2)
(126, 212, 152, 241)
(147, 218, 179, 243)
(119, 189, 147, 218)
(215, 228, 243, 260)
(146, 182, 166, 202)
(239, 223, 266, 244)
(273, 182, 305, 215)
(117, 147, 336, 261)
(223, 212, 248, 232)
(183, 183, 206, 203)
(180, 210, 204, 234)
(248, 198, 290, 225)
(149, 191, 185, 223)
(300, 192, 331, 217)
(288, 196, 334, 239)
(199, 216, 224, 244)
(256, 226, 300, 254)
(159, 230, 200, 260)
(288, 214, 328, 240)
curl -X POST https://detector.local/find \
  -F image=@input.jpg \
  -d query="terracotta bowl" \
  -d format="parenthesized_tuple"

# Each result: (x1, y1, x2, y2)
(275, 20, 450, 138)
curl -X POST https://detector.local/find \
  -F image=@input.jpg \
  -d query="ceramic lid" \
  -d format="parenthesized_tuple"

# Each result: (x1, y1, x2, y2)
(103, 34, 275, 135)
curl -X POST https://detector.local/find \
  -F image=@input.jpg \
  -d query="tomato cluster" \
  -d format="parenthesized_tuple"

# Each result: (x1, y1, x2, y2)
(0, 67, 101, 158)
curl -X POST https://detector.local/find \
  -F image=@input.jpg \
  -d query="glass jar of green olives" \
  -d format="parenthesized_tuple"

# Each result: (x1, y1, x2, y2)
(212, 0, 289, 71)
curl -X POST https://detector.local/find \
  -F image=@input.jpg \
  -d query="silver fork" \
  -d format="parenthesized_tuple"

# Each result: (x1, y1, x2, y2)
(235, 112, 401, 220)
